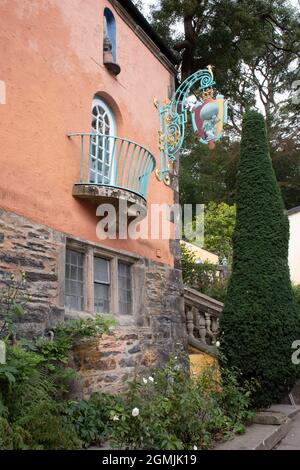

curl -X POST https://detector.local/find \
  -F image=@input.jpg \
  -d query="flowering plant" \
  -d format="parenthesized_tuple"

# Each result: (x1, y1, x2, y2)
(109, 354, 253, 450)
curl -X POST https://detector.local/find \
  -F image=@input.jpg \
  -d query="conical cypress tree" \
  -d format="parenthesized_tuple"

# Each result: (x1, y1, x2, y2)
(219, 110, 300, 407)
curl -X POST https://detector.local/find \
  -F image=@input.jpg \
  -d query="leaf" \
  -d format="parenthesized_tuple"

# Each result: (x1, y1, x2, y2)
(14, 303, 24, 317)
(4, 371, 16, 384)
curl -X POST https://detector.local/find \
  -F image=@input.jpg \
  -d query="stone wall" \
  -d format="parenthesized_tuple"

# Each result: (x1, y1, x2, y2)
(71, 256, 186, 396)
(0, 209, 65, 337)
(0, 208, 186, 395)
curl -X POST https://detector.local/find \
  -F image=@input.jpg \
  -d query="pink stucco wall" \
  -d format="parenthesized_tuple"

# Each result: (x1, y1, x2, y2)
(0, 0, 176, 265)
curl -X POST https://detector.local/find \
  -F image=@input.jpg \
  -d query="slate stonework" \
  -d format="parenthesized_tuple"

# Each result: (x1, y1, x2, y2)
(0, 209, 65, 337)
(0, 208, 186, 394)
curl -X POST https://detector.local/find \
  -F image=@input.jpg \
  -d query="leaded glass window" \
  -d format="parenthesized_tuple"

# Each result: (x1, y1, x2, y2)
(65, 249, 84, 311)
(94, 257, 110, 313)
(118, 262, 132, 315)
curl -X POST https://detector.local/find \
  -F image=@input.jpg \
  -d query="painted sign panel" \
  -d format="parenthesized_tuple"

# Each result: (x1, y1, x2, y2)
(192, 94, 228, 149)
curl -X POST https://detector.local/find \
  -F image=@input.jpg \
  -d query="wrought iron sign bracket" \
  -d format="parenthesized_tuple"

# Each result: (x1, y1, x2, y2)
(154, 66, 228, 185)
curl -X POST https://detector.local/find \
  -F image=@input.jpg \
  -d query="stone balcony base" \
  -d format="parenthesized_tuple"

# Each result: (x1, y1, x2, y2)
(73, 184, 147, 221)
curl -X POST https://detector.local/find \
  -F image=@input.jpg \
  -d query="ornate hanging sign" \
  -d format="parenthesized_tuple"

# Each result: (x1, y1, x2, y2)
(191, 91, 227, 148)
(154, 66, 228, 184)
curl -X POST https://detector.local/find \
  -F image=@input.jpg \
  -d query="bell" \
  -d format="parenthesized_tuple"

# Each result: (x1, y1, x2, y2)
(103, 36, 114, 64)
(103, 36, 121, 76)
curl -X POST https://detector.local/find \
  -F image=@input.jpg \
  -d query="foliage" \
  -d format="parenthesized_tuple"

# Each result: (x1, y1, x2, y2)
(181, 243, 228, 302)
(148, 0, 300, 210)
(64, 356, 253, 450)
(0, 273, 252, 450)
(65, 392, 125, 448)
(0, 343, 80, 450)
(203, 202, 236, 261)
(0, 272, 29, 341)
(150, 0, 299, 81)
(293, 285, 300, 312)
(34, 315, 115, 378)
(14, 400, 80, 450)
(219, 110, 300, 408)
(179, 134, 239, 208)
(107, 356, 253, 450)
(0, 417, 33, 450)
(54, 315, 116, 342)
(0, 291, 114, 450)
(272, 145, 300, 211)
(149, 0, 299, 126)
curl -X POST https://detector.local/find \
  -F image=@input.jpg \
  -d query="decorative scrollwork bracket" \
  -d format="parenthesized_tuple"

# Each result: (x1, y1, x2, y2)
(154, 66, 228, 184)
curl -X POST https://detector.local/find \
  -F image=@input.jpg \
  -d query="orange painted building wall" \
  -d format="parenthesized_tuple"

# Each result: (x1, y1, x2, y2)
(0, 0, 175, 265)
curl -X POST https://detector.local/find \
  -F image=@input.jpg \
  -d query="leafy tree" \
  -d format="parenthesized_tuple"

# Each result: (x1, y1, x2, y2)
(204, 202, 236, 262)
(179, 133, 239, 207)
(149, 0, 299, 106)
(219, 110, 300, 407)
(145, 0, 300, 209)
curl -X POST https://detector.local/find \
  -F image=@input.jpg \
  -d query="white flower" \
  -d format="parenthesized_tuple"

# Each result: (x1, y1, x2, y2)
(132, 407, 139, 417)
(112, 415, 119, 421)
(148, 376, 154, 382)
(193, 445, 198, 450)
(216, 341, 220, 347)
(174, 356, 178, 360)
(143, 378, 148, 384)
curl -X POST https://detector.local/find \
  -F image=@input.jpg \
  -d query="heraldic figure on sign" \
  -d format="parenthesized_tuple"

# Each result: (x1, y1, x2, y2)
(154, 66, 228, 184)
(191, 88, 227, 150)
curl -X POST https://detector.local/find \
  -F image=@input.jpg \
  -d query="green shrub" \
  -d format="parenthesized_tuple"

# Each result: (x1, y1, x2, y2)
(0, 343, 80, 449)
(107, 356, 253, 450)
(65, 392, 125, 448)
(0, 312, 114, 449)
(0, 271, 28, 341)
(15, 400, 81, 450)
(293, 285, 300, 312)
(220, 111, 300, 407)
(54, 315, 116, 342)
(0, 417, 14, 449)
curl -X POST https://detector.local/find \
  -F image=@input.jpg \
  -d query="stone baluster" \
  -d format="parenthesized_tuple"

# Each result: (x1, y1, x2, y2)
(205, 312, 213, 344)
(186, 306, 195, 337)
(198, 312, 207, 343)
(192, 306, 200, 339)
(211, 316, 218, 344)
(183, 287, 222, 346)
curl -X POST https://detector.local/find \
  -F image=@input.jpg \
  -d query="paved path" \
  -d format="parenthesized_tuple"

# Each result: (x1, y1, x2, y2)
(276, 412, 300, 450)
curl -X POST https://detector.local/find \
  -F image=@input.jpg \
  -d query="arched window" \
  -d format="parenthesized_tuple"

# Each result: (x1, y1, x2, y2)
(104, 8, 116, 61)
(103, 8, 120, 75)
(89, 96, 116, 185)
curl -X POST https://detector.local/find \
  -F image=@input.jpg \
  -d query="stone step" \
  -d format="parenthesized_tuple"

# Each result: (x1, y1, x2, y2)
(215, 405, 300, 450)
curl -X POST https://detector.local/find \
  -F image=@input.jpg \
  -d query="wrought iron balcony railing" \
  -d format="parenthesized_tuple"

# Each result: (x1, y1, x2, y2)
(67, 133, 156, 200)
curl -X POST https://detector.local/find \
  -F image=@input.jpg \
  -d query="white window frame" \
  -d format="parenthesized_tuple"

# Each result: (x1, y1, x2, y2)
(89, 96, 116, 186)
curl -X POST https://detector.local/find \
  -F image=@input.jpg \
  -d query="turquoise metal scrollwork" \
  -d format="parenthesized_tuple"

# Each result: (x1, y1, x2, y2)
(154, 66, 227, 184)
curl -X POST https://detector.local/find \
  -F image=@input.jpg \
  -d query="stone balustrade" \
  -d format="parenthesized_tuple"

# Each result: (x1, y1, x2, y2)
(183, 286, 224, 355)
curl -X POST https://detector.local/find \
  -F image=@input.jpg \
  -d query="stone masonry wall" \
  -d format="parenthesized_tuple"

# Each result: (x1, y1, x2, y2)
(0, 208, 186, 395)
(74, 260, 186, 396)
(0, 209, 65, 337)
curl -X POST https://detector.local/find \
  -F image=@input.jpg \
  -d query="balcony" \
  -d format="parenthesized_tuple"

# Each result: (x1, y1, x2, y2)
(67, 133, 156, 217)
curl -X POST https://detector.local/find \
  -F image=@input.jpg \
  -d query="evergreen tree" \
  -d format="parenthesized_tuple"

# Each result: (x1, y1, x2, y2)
(219, 110, 300, 407)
